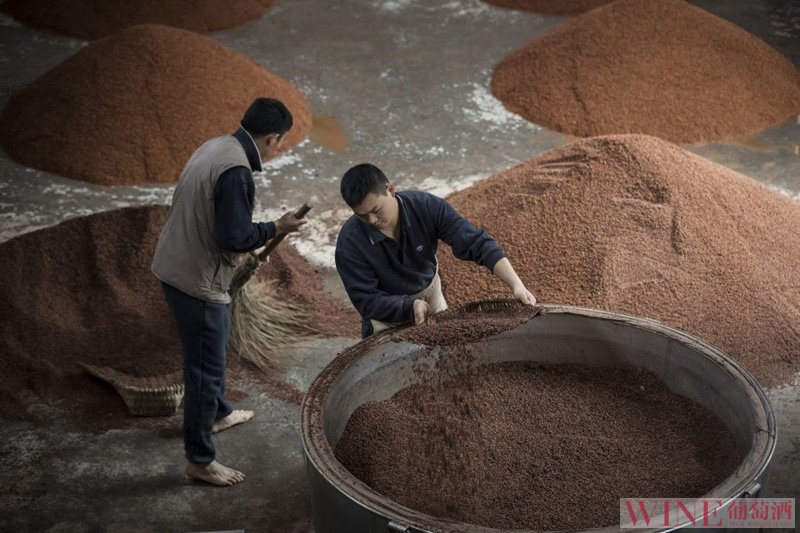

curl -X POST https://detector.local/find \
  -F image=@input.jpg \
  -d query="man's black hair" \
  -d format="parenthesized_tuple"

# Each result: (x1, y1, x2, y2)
(241, 98, 293, 137)
(340, 163, 389, 207)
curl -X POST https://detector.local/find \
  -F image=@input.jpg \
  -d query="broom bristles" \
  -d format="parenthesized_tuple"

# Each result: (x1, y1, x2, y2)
(229, 279, 319, 370)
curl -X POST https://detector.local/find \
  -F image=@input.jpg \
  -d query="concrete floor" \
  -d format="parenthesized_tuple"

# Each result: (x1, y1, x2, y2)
(0, 0, 798, 531)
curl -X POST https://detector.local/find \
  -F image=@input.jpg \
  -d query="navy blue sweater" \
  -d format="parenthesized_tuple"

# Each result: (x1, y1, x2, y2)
(213, 127, 276, 253)
(335, 190, 505, 337)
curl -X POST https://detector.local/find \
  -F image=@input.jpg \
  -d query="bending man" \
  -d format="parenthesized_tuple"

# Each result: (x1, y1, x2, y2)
(151, 98, 306, 486)
(335, 163, 535, 338)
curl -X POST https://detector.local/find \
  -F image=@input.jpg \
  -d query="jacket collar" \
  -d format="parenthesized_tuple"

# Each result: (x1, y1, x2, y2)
(232, 127, 263, 172)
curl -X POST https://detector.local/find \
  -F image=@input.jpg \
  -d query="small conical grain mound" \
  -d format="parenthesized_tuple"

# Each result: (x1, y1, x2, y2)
(483, 0, 613, 16)
(491, 0, 800, 144)
(438, 134, 800, 387)
(0, 24, 311, 186)
(1, 0, 278, 40)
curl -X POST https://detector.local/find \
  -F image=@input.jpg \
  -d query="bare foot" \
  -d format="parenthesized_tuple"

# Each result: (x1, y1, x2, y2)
(212, 410, 254, 434)
(185, 460, 245, 487)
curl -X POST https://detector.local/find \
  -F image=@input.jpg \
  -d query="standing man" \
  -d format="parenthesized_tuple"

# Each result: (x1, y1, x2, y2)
(151, 98, 306, 487)
(335, 163, 536, 338)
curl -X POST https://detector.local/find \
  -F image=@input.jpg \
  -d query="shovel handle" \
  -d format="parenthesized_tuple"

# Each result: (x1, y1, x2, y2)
(255, 203, 312, 262)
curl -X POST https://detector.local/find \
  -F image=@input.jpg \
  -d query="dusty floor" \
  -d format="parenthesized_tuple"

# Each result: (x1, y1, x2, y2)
(0, 0, 798, 531)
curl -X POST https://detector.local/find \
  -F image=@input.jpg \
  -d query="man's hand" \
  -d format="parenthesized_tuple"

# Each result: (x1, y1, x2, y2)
(493, 258, 536, 306)
(275, 209, 308, 234)
(513, 284, 537, 306)
(413, 299, 431, 325)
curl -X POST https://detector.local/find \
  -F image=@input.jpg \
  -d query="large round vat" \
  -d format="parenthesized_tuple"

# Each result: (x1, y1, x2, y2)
(301, 303, 776, 532)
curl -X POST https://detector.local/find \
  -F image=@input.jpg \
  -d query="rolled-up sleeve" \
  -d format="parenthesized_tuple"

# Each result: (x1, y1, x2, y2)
(214, 166, 276, 253)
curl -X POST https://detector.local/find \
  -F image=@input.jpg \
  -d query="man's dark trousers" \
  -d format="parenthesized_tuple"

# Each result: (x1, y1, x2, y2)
(161, 282, 233, 464)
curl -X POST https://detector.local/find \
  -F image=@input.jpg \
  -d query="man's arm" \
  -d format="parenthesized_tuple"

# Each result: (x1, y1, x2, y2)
(432, 194, 536, 305)
(493, 257, 536, 305)
(433, 195, 505, 270)
(214, 167, 276, 253)
(335, 248, 414, 324)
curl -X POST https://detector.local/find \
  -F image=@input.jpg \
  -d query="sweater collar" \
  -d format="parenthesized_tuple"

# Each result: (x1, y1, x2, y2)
(233, 127, 263, 172)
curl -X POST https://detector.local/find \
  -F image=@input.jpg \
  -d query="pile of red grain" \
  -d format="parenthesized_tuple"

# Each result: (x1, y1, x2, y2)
(257, 245, 360, 339)
(336, 360, 742, 530)
(482, 0, 612, 16)
(0, 206, 355, 428)
(1, 0, 278, 39)
(0, 24, 310, 186)
(491, 0, 800, 143)
(438, 134, 800, 387)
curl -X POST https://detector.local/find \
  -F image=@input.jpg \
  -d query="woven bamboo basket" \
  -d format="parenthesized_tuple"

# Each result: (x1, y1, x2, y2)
(80, 363, 184, 416)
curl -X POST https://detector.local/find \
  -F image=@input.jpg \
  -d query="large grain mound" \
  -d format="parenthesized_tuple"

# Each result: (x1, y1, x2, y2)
(0, 206, 352, 426)
(0, 24, 310, 186)
(491, 0, 800, 143)
(438, 134, 800, 387)
(1, 0, 278, 40)
(483, 0, 612, 16)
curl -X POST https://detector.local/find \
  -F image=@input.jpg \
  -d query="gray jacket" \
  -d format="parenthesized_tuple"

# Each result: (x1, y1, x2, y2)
(151, 134, 251, 304)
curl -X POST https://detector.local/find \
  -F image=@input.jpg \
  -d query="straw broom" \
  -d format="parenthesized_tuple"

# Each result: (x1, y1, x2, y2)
(229, 203, 318, 369)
